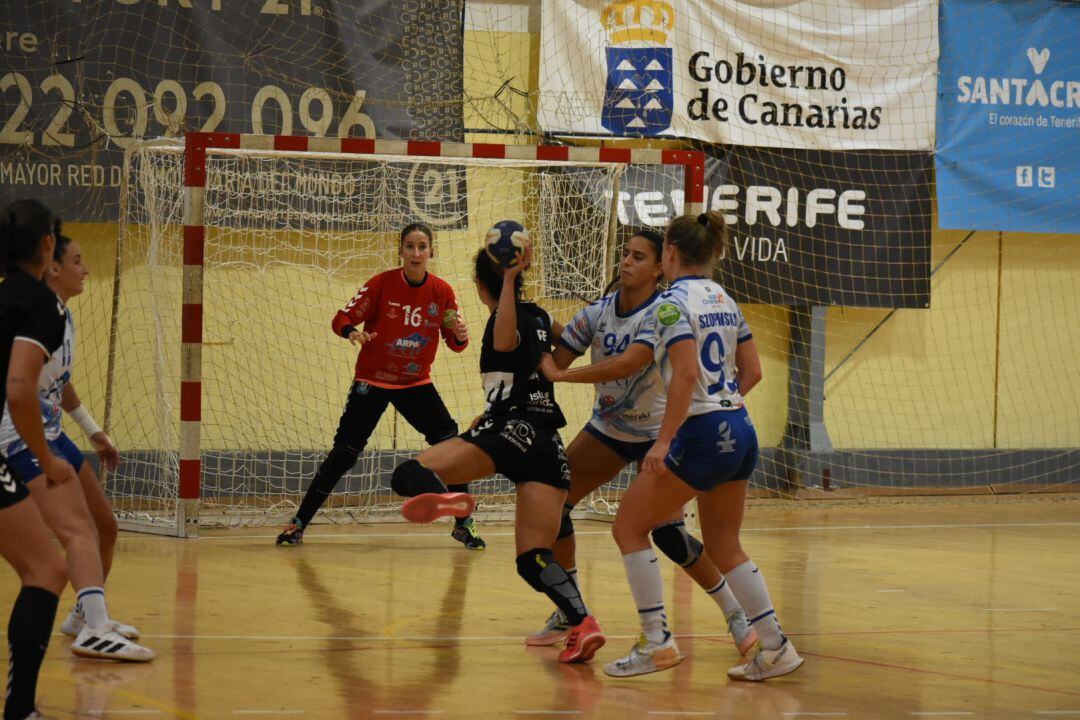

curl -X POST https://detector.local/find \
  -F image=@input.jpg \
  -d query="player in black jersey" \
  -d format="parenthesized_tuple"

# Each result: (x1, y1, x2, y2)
(390, 241, 606, 664)
(0, 199, 75, 720)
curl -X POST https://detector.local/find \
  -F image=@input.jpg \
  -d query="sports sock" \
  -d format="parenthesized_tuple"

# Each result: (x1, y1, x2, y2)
(76, 586, 109, 630)
(622, 548, 669, 645)
(5, 586, 58, 720)
(725, 560, 784, 650)
(704, 576, 742, 616)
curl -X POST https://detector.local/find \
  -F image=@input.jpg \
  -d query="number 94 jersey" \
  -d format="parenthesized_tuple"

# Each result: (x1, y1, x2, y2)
(643, 276, 752, 416)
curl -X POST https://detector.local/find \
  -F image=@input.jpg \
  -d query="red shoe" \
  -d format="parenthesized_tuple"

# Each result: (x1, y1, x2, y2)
(401, 492, 476, 524)
(558, 615, 606, 663)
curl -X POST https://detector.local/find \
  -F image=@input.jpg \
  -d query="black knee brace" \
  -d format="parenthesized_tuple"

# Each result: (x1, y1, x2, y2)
(313, 445, 361, 492)
(557, 503, 575, 540)
(652, 520, 704, 568)
(390, 459, 446, 498)
(516, 548, 557, 593)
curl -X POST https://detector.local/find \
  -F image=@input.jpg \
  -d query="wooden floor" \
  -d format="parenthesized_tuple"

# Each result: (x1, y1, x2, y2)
(2, 497, 1079, 719)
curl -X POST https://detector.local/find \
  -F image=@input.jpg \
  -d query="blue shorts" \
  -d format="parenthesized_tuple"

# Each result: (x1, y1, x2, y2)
(6, 433, 86, 483)
(664, 408, 758, 491)
(583, 423, 653, 463)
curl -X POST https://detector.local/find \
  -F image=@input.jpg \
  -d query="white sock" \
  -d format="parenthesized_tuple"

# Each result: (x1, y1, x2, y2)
(704, 576, 742, 617)
(76, 587, 110, 630)
(725, 561, 784, 650)
(622, 548, 670, 645)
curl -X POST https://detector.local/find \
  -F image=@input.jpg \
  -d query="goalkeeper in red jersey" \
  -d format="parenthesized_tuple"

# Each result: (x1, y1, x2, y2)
(276, 223, 484, 549)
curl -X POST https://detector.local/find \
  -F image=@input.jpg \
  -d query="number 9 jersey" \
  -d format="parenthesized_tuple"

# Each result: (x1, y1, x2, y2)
(643, 275, 752, 416)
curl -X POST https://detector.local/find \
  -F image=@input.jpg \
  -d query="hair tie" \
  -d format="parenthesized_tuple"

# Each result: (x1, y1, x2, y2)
(697, 213, 709, 227)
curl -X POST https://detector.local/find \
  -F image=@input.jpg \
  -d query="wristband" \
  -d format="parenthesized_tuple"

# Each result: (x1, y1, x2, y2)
(68, 405, 102, 437)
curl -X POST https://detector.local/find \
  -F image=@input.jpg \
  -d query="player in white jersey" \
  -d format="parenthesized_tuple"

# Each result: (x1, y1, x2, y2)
(543, 212, 802, 681)
(0, 226, 154, 662)
(528, 230, 758, 657)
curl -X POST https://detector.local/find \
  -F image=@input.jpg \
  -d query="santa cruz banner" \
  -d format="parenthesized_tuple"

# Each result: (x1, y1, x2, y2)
(539, 0, 937, 151)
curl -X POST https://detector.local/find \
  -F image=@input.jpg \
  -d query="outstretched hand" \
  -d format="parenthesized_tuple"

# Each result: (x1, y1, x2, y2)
(348, 330, 378, 347)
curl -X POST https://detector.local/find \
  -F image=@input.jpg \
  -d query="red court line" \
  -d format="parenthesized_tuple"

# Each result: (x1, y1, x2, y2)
(799, 649, 1080, 698)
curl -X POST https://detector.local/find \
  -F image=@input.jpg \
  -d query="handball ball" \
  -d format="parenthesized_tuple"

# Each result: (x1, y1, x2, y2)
(485, 220, 529, 269)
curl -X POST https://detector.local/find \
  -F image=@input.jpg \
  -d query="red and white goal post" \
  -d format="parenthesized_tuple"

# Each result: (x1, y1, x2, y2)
(107, 133, 704, 536)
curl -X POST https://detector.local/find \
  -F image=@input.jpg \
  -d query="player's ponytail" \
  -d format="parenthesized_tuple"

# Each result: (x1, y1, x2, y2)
(52, 218, 73, 263)
(0, 199, 55, 277)
(665, 210, 728, 267)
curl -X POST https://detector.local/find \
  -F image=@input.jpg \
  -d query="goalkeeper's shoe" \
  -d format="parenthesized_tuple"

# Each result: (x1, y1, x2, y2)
(526, 609, 570, 647)
(726, 608, 759, 655)
(275, 521, 304, 545)
(558, 615, 605, 663)
(451, 517, 487, 550)
(401, 492, 475, 524)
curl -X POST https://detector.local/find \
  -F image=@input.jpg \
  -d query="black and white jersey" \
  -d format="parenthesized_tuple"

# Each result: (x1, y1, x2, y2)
(479, 301, 566, 429)
(0, 268, 66, 411)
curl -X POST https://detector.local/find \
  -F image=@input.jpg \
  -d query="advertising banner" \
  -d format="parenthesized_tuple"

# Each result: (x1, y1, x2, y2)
(0, 1, 464, 222)
(539, 0, 937, 151)
(936, 0, 1080, 233)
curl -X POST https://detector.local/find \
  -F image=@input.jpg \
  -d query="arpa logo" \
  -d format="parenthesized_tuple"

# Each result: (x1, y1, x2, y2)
(600, 0, 675, 136)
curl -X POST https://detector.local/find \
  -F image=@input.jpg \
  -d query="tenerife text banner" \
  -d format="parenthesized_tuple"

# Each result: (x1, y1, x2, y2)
(538, 0, 937, 151)
(936, 0, 1080, 234)
(551, 147, 931, 307)
(0, 1, 464, 222)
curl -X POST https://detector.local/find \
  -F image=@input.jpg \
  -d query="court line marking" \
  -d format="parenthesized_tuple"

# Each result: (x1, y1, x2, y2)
(877, 589, 908, 593)
(87, 712, 163, 716)
(232, 712, 304, 716)
(1034, 712, 1080, 715)
(647, 712, 717, 716)
(982, 608, 1056, 612)
(782, 714, 849, 717)
(512, 713, 582, 716)
(910, 713, 976, 716)
(799, 650, 1080, 698)
(90, 626, 1080, 644)
(116, 520, 1080, 542)
(372, 712, 445, 716)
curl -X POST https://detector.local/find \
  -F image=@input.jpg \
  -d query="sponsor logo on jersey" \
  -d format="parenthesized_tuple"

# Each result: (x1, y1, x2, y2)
(529, 390, 555, 408)
(600, 395, 616, 409)
(405, 362, 422, 374)
(427, 302, 439, 317)
(657, 302, 681, 326)
(500, 418, 536, 452)
(389, 333, 430, 358)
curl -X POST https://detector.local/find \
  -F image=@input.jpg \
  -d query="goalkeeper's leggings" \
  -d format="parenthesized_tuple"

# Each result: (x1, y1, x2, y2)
(293, 381, 462, 526)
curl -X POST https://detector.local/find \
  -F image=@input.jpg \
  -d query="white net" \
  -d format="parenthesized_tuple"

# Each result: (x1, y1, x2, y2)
(109, 140, 675, 531)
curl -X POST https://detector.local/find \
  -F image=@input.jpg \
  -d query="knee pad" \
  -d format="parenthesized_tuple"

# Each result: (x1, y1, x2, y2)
(515, 548, 555, 593)
(390, 459, 444, 497)
(652, 520, 704, 568)
(557, 503, 575, 540)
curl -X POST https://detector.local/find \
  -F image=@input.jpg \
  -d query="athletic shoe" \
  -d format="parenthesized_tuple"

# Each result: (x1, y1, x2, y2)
(72, 626, 156, 662)
(526, 609, 570, 647)
(603, 634, 684, 678)
(60, 609, 140, 640)
(451, 517, 487, 550)
(275, 522, 304, 545)
(726, 608, 759, 655)
(401, 492, 475, 524)
(727, 638, 804, 681)
(558, 615, 606, 663)
(23, 711, 58, 719)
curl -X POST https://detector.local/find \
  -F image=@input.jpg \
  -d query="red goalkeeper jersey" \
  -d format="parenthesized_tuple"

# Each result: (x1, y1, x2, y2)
(331, 269, 468, 389)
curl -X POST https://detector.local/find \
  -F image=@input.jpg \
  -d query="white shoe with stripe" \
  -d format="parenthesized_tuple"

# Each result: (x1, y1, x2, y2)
(72, 626, 155, 662)
(61, 608, 141, 640)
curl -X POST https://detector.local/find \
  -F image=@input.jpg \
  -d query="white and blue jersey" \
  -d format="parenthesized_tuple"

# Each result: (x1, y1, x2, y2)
(645, 276, 751, 417)
(560, 289, 666, 444)
(0, 307, 74, 456)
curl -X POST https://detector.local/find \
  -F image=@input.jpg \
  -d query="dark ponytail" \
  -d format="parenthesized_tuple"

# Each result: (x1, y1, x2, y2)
(53, 218, 73, 263)
(665, 211, 728, 267)
(1, 199, 55, 277)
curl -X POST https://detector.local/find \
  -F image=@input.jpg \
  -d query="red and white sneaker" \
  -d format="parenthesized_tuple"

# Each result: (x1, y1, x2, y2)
(401, 492, 476, 524)
(558, 615, 606, 663)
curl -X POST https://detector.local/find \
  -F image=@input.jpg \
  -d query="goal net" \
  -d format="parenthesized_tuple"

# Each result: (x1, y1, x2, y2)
(107, 135, 702, 535)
